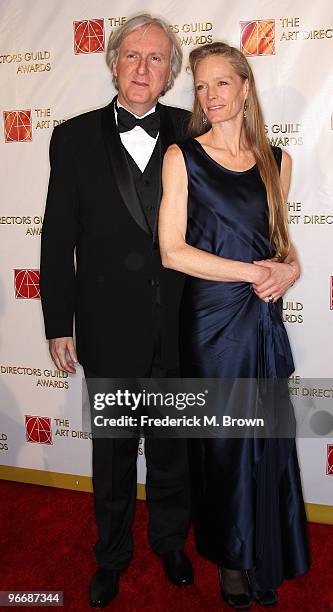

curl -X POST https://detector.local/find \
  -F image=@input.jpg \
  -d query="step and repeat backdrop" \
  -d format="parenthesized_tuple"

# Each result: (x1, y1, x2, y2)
(0, 0, 332, 520)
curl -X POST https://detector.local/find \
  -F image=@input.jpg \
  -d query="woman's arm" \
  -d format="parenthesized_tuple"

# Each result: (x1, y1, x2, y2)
(158, 144, 270, 284)
(252, 149, 300, 300)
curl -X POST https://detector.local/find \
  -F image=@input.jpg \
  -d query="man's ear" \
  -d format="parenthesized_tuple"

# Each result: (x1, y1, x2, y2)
(112, 62, 117, 78)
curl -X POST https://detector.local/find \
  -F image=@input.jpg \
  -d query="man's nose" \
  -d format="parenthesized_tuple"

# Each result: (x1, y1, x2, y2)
(136, 58, 148, 75)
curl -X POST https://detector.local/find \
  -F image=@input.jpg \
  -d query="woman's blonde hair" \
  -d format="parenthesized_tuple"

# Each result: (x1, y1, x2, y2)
(188, 42, 290, 261)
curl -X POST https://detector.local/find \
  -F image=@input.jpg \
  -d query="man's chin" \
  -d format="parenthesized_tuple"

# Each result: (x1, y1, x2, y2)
(127, 90, 151, 102)
(126, 96, 156, 111)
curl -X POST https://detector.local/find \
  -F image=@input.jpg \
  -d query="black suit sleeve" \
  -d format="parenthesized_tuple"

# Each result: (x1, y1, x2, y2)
(40, 125, 78, 339)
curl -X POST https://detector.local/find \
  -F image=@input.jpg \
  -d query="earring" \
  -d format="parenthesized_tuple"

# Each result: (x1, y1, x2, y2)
(202, 113, 208, 126)
(243, 100, 247, 118)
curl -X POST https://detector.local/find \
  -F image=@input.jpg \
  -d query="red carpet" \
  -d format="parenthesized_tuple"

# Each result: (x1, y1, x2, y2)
(1, 480, 332, 611)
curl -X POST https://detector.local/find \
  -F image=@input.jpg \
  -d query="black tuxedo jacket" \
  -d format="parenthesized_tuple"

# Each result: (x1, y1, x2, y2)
(40, 98, 190, 376)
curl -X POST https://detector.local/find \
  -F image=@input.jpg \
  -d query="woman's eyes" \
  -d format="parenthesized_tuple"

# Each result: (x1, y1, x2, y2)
(196, 81, 229, 91)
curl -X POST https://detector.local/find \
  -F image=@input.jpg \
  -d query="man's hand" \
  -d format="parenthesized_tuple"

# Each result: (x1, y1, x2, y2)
(49, 337, 78, 373)
(252, 259, 299, 302)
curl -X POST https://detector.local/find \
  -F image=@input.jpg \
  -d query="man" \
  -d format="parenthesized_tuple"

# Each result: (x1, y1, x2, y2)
(40, 14, 193, 609)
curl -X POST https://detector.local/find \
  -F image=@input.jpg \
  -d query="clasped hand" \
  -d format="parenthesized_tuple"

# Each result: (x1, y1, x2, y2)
(252, 259, 299, 303)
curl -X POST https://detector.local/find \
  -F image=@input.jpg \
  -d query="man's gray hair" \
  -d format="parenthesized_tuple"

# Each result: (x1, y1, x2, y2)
(106, 14, 183, 94)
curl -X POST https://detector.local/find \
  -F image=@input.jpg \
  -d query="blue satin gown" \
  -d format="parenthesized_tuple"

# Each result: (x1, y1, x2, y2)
(178, 138, 310, 590)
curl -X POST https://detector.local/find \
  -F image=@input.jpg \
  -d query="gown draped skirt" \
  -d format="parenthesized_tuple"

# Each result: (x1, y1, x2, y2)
(178, 138, 310, 590)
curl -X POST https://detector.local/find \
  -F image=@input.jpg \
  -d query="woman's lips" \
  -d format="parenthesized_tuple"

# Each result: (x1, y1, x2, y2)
(207, 105, 225, 111)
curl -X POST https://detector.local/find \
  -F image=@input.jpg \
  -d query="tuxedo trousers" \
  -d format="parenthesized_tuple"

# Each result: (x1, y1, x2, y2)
(85, 357, 191, 571)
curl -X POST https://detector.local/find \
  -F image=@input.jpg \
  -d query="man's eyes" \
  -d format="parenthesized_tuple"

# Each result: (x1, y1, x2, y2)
(125, 54, 162, 62)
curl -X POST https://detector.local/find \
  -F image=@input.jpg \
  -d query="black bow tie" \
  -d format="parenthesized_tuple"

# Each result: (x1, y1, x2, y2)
(117, 106, 160, 138)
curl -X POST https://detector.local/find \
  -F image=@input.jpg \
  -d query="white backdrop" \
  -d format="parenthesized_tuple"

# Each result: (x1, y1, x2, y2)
(0, 0, 332, 518)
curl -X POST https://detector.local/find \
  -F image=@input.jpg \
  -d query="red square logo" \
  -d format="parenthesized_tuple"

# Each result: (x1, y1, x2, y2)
(4, 110, 32, 143)
(327, 444, 333, 475)
(14, 269, 40, 299)
(73, 19, 105, 54)
(330, 277, 333, 310)
(240, 20, 275, 56)
(25, 416, 53, 445)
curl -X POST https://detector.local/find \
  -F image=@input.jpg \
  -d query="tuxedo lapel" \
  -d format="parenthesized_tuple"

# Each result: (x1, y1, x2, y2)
(101, 98, 151, 236)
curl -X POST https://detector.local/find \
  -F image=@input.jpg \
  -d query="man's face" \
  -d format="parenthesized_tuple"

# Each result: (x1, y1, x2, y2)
(112, 25, 172, 116)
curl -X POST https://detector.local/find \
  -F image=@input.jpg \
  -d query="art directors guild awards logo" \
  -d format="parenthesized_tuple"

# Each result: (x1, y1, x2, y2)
(24, 415, 92, 444)
(73, 19, 105, 54)
(74, 17, 125, 55)
(14, 269, 40, 299)
(330, 277, 333, 311)
(240, 17, 332, 57)
(3, 109, 66, 142)
(240, 20, 275, 56)
(25, 415, 53, 444)
(73, 17, 215, 51)
(3, 110, 32, 142)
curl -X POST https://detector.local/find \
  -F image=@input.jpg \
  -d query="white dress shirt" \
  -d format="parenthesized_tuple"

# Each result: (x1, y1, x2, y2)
(115, 101, 159, 172)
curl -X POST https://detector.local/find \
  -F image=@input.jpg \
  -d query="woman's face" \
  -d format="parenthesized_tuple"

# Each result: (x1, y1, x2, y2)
(194, 55, 248, 125)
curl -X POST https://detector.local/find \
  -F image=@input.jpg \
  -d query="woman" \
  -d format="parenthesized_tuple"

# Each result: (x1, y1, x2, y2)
(159, 43, 310, 608)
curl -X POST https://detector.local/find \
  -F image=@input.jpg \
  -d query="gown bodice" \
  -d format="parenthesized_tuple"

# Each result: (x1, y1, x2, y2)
(178, 138, 294, 379)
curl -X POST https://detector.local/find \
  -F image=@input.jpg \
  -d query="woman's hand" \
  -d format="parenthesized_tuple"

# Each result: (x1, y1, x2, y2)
(250, 264, 271, 286)
(252, 259, 299, 302)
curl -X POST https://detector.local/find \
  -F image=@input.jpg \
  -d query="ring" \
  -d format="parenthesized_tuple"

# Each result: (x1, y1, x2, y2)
(268, 294, 274, 303)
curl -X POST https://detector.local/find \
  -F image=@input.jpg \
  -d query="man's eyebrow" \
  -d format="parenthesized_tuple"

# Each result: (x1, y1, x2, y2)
(122, 48, 166, 58)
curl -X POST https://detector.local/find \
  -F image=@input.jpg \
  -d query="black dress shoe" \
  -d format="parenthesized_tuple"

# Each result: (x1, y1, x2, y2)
(89, 568, 119, 608)
(218, 568, 252, 610)
(253, 590, 278, 607)
(160, 550, 194, 586)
